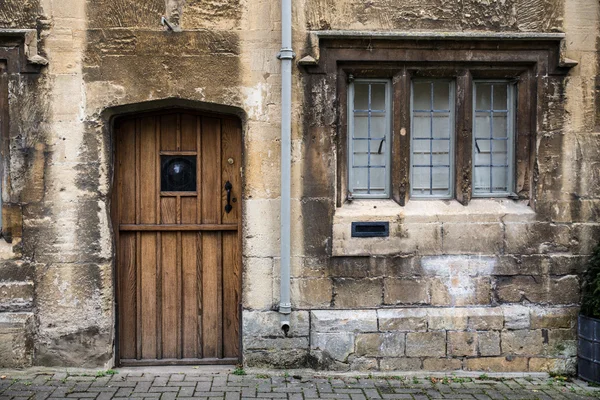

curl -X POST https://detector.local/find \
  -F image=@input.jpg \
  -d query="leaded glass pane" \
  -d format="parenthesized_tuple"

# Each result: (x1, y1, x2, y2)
(410, 80, 454, 198)
(349, 80, 390, 197)
(472, 82, 515, 196)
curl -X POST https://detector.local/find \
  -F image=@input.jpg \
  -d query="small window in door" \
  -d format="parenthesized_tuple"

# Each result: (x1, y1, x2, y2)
(161, 156, 197, 192)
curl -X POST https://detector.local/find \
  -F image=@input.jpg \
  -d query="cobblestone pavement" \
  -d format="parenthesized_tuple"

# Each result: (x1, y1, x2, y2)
(0, 367, 599, 400)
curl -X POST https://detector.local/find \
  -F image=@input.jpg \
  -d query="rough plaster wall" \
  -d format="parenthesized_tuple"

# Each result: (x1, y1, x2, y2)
(0, 0, 40, 29)
(22, 0, 116, 367)
(304, 0, 563, 31)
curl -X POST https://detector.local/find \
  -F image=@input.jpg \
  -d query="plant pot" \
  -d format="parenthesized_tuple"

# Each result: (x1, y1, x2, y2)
(579, 314, 600, 384)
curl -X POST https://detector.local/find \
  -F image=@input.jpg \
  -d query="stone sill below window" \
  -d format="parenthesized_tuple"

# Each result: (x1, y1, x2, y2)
(332, 199, 535, 257)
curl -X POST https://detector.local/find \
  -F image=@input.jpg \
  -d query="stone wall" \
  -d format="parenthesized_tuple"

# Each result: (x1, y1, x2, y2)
(0, 0, 597, 372)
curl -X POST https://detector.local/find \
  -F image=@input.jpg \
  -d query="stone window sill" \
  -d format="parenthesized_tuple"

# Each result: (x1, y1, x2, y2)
(332, 198, 534, 256)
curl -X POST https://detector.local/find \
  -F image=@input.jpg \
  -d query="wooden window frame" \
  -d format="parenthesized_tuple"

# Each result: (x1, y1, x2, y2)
(301, 37, 575, 208)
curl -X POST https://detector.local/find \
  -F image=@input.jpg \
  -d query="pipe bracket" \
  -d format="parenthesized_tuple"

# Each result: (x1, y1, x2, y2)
(277, 48, 296, 60)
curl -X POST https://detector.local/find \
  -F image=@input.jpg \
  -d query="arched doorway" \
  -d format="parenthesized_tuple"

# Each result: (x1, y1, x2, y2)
(112, 109, 242, 365)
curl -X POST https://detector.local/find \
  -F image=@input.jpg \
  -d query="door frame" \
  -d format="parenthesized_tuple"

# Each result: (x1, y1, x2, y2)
(108, 104, 245, 366)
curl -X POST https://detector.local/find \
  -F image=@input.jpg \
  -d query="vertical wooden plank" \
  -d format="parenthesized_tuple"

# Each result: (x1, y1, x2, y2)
(161, 231, 178, 358)
(396, 69, 411, 206)
(117, 119, 137, 360)
(140, 117, 157, 224)
(161, 197, 177, 224)
(201, 117, 222, 358)
(160, 114, 178, 151)
(181, 113, 197, 151)
(195, 117, 203, 358)
(181, 230, 199, 358)
(180, 194, 199, 357)
(221, 119, 241, 223)
(155, 117, 162, 358)
(221, 118, 241, 358)
(139, 116, 157, 358)
(140, 232, 157, 358)
(222, 232, 240, 358)
(455, 70, 473, 206)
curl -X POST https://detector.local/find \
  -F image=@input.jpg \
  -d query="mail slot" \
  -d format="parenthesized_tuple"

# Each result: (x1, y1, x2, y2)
(351, 222, 389, 238)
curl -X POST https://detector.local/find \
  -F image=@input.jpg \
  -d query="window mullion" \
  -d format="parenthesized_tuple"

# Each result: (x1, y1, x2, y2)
(395, 69, 411, 206)
(455, 70, 473, 206)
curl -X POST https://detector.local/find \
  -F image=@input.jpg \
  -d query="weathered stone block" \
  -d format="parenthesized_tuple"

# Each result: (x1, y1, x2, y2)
(529, 306, 578, 329)
(406, 332, 446, 357)
(378, 308, 427, 332)
(311, 332, 354, 362)
(430, 276, 491, 306)
(242, 311, 309, 338)
(0, 261, 33, 282)
(478, 331, 501, 356)
(379, 357, 422, 371)
(504, 223, 571, 255)
(464, 356, 528, 372)
(496, 276, 579, 304)
(529, 357, 577, 375)
(422, 358, 462, 371)
(448, 331, 477, 357)
(349, 357, 378, 371)
(355, 332, 405, 357)
(383, 277, 428, 305)
(502, 305, 530, 329)
(467, 308, 504, 330)
(442, 223, 503, 254)
(242, 257, 273, 310)
(334, 278, 382, 308)
(0, 312, 34, 368)
(547, 329, 577, 357)
(311, 310, 378, 333)
(501, 330, 545, 355)
(427, 308, 468, 330)
(245, 349, 309, 369)
(291, 278, 332, 308)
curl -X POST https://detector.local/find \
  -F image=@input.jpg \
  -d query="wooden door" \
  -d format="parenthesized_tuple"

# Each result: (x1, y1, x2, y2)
(113, 110, 242, 366)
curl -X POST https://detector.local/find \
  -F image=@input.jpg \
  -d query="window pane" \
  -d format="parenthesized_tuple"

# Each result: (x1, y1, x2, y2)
(492, 113, 508, 138)
(353, 139, 368, 167)
(370, 168, 386, 193)
(432, 167, 451, 193)
(412, 167, 431, 193)
(474, 112, 491, 137)
(371, 84, 386, 110)
(352, 168, 368, 192)
(432, 140, 450, 165)
(433, 82, 450, 110)
(413, 112, 431, 138)
(353, 116, 368, 138)
(492, 167, 508, 191)
(492, 140, 508, 165)
(413, 82, 431, 110)
(432, 114, 450, 139)
(371, 115, 386, 138)
(473, 166, 491, 192)
(370, 140, 386, 166)
(475, 84, 491, 110)
(493, 84, 507, 110)
(354, 83, 369, 110)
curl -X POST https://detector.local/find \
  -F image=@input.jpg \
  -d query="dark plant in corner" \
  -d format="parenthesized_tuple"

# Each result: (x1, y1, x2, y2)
(578, 241, 600, 384)
(581, 243, 600, 319)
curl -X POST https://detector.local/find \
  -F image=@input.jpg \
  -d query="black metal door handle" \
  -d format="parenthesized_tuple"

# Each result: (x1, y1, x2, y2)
(225, 181, 233, 213)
